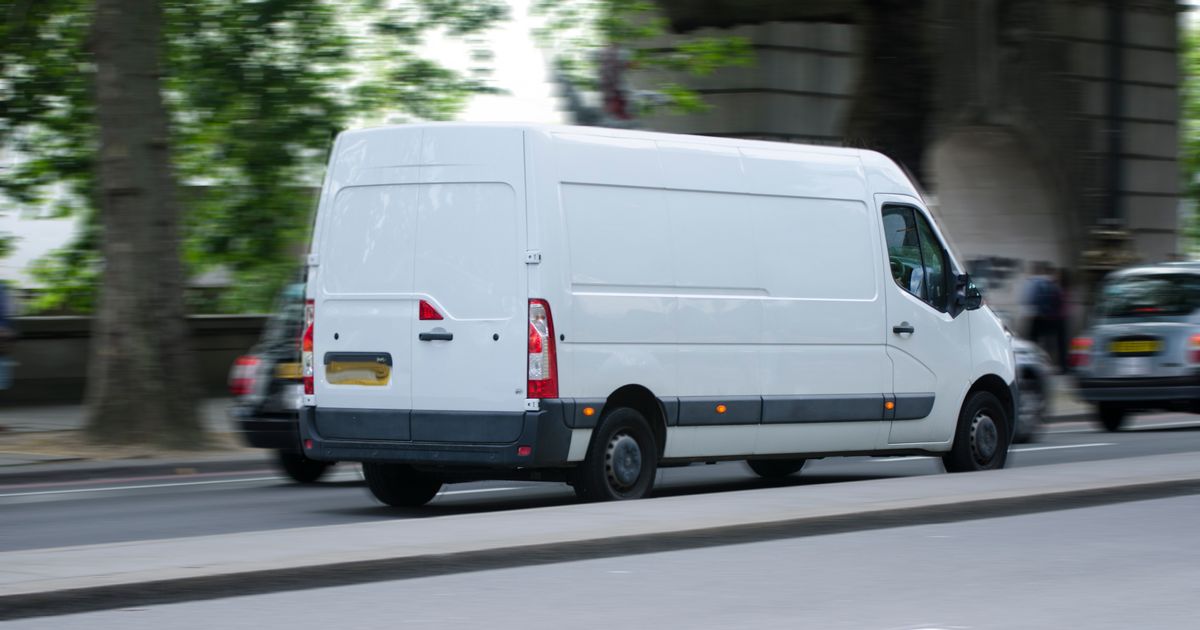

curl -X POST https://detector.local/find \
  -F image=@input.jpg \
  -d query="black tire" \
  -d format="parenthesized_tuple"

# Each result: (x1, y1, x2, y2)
(572, 407, 658, 502)
(943, 391, 1011, 473)
(362, 463, 443, 507)
(1098, 403, 1126, 432)
(746, 459, 806, 479)
(276, 451, 331, 484)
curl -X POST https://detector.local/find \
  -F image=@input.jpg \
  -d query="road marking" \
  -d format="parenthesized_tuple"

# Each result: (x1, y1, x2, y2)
(1012, 443, 1114, 453)
(1131, 420, 1200, 430)
(0, 476, 283, 498)
(871, 442, 1113, 463)
(437, 486, 523, 496)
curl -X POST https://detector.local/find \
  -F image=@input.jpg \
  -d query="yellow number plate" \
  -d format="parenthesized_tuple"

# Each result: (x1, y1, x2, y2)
(274, 362, 302, 380)
(326, 361, 391, 386)
(1110, 340, 1161, 354)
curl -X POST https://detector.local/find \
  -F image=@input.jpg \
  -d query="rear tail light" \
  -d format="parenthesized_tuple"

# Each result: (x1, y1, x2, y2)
(228, 355, 260, 397)
(1069, 337, 1093, 368)
(527, 299, 558, 398)
(302, 299, 315, 396)
(419, 299, 443, 320)
(1189, 334, 1200, 364)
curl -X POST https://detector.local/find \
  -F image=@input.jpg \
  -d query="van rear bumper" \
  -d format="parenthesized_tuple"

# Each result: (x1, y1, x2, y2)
(298, 401, 573, 468)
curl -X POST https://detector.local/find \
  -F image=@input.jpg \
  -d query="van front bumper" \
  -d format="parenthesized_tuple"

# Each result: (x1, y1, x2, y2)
(298, 401, 573, 468)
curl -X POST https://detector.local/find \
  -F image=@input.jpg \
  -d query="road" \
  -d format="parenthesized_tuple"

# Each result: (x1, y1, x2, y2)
(2, 414, 1200, 553)
(5, 493, 1197, 629)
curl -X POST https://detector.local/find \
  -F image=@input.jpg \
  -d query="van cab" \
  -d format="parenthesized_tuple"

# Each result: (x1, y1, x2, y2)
(298, 123, 1016, 506)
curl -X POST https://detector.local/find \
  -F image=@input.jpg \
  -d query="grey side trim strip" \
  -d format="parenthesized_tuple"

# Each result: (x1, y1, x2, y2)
(762, 394, 885, 423)
(894, 393, 936, 420)
(678, 396, 762, 426)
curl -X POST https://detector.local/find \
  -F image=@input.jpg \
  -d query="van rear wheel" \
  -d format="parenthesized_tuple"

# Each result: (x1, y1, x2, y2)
(747, 459, 806, 479)
(362, 463, 443, 507)
(572, 407, 657, 502)
(1098, 403, 1126, 432)
(943, 391, 1010, 472)
(276, 451, 331, 484)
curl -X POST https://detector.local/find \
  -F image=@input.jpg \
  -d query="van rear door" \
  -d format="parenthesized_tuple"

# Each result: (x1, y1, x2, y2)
(410, 180, 526, 415)
(313, 126, 528, 427)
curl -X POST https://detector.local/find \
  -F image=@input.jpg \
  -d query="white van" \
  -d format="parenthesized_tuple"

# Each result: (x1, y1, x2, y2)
(299, 123, 1016, 506)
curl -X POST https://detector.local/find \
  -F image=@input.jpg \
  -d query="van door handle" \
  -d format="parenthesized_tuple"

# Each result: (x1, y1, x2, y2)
(418, 331, 453, 342)
(892, 322, 915, 335)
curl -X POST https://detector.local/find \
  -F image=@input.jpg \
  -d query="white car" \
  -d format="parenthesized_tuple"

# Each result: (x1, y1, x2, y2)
(297, 123, 1016, 506)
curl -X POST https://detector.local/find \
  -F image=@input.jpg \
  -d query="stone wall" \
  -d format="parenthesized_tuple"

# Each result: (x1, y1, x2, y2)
(0, 316, 267, 406)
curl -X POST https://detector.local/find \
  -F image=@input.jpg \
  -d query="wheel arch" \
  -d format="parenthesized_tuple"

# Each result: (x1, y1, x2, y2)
(966, 373, 1016, 438)
(601, 384, 668, 458)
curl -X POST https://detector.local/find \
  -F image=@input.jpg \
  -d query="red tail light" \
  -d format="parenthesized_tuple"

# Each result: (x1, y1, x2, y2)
(1069, 337, 1093, 368)
(228, 355, 260, 397)
(419, 299, 443, 321)
(1189, 334, 1200, 364)
(302, 299, 315, 396)
(527, 299, 558, 399)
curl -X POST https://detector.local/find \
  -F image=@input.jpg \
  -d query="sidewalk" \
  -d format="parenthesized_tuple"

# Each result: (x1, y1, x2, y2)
(0, 398, 260, 477)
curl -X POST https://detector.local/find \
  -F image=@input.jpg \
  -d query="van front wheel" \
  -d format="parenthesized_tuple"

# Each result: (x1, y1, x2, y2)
(943, 391, 1010, 473)
(362, 463, 443, 507)
(573, 407, 657, 502)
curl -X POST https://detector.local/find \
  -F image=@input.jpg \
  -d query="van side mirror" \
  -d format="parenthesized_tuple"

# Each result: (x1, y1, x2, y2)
(951, 274, 984, 317)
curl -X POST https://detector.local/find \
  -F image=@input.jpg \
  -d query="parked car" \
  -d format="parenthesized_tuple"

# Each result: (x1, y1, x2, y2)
(1072, 262, 1200, 431)
(230, 282, 333, 483)
(298, 123, 1015, 507)
(1012, 337, 1052, 442)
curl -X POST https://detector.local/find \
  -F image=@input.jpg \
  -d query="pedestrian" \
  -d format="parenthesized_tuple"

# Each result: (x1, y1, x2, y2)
(0, 281, 13, 390)
(1053, 268, 1071, 372)
(1023, 262, 1064, 371)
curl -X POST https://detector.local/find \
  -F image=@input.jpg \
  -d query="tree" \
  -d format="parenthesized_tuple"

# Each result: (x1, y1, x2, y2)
(87, 0, 199, 445)
(1, 0, 505, 445)
(2, 0, 506, 315)
(532, 0, 753, 122)
(1184, 21, 1200, 253)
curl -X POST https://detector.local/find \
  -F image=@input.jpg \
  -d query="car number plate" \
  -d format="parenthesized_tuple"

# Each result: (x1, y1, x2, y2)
(1110, 340, 1161, 354)
(1115, 357, 1152, 377)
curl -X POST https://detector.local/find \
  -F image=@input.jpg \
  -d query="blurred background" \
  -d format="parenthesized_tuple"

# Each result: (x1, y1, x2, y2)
(0, 0, 1194, 437)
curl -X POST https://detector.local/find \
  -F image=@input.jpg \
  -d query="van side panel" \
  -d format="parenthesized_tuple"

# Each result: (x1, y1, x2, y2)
(540, 131, 891, 459)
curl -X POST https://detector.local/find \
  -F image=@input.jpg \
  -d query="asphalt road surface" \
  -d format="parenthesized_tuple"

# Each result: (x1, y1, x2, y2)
(3, 414, 1200, 552)
(6, 494, 1197, 629)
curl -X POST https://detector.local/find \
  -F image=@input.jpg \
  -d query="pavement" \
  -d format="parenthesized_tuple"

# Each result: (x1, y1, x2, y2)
(0, 451, 1197, 620)
(0, 398, 261, 479)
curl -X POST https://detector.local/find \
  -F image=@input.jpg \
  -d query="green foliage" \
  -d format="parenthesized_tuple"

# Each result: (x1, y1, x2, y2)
(532, 0, 753, 117)
(1, 0, 506, 313)
(1185, 23, 1200, 251)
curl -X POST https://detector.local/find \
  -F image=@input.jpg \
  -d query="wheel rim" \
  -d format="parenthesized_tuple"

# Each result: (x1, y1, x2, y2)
(970, 411, 1000, 465)
(606, 431, 643, 490)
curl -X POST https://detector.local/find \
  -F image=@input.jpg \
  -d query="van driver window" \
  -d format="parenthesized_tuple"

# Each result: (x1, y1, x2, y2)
(883, 204, 949, 311)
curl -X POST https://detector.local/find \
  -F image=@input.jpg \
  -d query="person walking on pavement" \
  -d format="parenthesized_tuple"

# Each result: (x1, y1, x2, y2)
(1023, 262, 1065, 372)
(0, 281, 13, 389)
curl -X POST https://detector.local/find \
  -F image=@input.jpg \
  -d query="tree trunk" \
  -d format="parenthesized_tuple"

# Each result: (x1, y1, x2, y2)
(86, 0, 202, 447)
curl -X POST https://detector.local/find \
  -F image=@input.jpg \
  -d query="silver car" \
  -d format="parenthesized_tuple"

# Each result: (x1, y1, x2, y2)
(1073, 263, 1200, 431)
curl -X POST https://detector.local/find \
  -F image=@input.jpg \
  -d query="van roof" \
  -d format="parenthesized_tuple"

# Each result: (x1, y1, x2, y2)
(336, 122, 920, 199)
